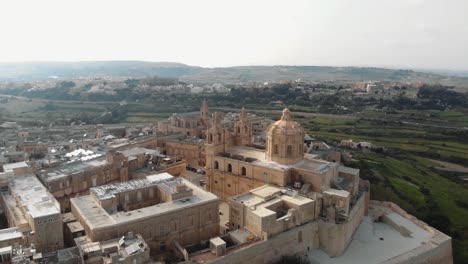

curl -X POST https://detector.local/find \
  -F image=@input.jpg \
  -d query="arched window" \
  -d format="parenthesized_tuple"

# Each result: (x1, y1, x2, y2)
(214, 161, 219, 170)
(217, 133, 222, 142)
(287, 145, 292, 157)
(209, 133, 213, 143)
(274, 144, 279, 155)
(241, 167, 246, 176)
(237, 127, 240, 133)
(227, 163, 232, 173)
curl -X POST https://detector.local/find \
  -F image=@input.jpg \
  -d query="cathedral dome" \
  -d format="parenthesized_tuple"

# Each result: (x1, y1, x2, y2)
(265, 108, 305, 165)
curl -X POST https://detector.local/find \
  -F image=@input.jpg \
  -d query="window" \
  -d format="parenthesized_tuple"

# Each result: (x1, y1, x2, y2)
(227, 184, 231, 187)
(237, 127, 240, 133)
(274, 144, 279, 155)
(244, 126, 248, 133)
(160, 242, 166, 251)
(241, 167, 246, 176)
(298, 231, 303, 243)
(214, 161, 219, 170)
(91, 177, 97, 187)
(137, 191, 142, 201)
(287, 145, 292, 157)
(209, 133, 213, 143)
(217, 133, 222, 142)
(149, 188, 154, 198)
(227, 164, 232, 173)
(299, 144, 303, 155)
(160, 225, 165, 236)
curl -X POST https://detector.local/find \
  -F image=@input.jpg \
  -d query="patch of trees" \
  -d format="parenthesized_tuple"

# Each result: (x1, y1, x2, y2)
(141, 76, 179, 86)
(417, 85, 468, 108)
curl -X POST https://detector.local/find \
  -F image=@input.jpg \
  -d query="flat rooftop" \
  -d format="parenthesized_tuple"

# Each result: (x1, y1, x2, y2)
(91, 178, 156, 200)
(118, 147, 161, 158)
(2, 161, 28, 173)
(308, 206, 450, 264)
(71, 175, 218, 229)
(338, 165, 360, 176)
(91, 172, 176, 200)
(40, 158, 109, 182)
(323, 189, 350, 198)
(226, 146, 335, 173)
(8, 174, 60, 218)
(0, 227, 22, 242)
(232, 185, 314, 213)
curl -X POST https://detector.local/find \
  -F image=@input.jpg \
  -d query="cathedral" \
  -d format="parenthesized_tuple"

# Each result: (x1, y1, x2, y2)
(206, 108, 362, 217)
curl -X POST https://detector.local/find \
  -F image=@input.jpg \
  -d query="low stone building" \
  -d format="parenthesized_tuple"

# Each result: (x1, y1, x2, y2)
(0, 173, 63, 253)
(70, 173, 219, 255)
(75, 232, 150, 264)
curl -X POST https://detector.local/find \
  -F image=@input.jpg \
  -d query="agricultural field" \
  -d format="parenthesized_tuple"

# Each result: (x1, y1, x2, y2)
(0, 96, 185, 125)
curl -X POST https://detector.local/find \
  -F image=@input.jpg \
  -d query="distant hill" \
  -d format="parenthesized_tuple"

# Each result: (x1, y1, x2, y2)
(0, 61, 201, 81)
(1, 61, 468, 87)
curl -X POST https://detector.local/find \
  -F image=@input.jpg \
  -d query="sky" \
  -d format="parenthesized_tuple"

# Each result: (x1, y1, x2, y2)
(0, 0, 467, 70)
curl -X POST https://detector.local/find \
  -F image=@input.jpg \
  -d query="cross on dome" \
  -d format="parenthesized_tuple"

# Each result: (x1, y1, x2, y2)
(281, 108, 293, 121)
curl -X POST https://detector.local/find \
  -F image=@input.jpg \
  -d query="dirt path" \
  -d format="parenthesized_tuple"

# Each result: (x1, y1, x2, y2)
(427, 158, 468, 173)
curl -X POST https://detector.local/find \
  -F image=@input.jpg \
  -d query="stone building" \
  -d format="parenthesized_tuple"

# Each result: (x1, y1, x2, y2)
(35, 146, 185, 212)
(165, 137, 205, 167)
(157, 99, 210, 138)
(0, 173, 63, 253)
(69, 173, 219, 255)
(36, 151, 129, 212)
(75, 232, 150, 264)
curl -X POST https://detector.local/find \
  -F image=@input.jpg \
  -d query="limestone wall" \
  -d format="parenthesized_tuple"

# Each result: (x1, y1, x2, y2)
(318, 193, 366, 257)
(207, 221, 319, 264)
(207, 156, 289, 200)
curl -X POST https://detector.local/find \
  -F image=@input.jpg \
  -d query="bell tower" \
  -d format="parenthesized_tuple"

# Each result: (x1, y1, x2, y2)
(205, 112, 226, 194)
(234, 107, 252, 146)
(205, 112, 225, 157)
(200, 98, 209, 126)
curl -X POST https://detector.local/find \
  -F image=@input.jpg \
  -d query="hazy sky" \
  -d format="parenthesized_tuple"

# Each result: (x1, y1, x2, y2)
(1, 0, 467, 70)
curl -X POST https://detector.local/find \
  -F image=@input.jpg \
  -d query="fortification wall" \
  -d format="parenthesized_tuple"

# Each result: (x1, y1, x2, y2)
(209, 221, 319, 264)
(318, 192, 366, 257)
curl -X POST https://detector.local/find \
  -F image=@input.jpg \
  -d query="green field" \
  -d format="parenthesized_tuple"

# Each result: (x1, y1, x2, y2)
(0, 96, 182, 125)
